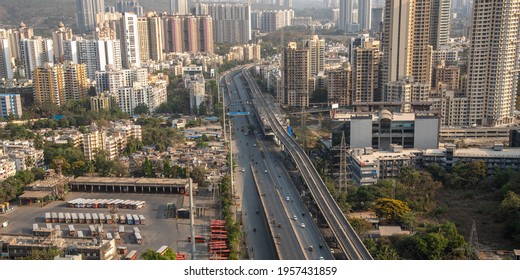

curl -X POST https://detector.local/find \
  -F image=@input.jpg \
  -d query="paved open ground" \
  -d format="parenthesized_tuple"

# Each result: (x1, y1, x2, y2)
(0, 190, 217, 259)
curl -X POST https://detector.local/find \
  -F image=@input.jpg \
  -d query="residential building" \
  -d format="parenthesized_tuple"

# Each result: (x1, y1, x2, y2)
(433, 64, 460, 90)
(339, 0, 354, 31)
(466, 0, 520, 126)
(0, 158, 16, 181)
(279, 42, 309, 107)
(327, 67, 351, 106)
(120, 12, 140, 68)
(171, 0, 189, 15)
(352, 39, 380, 103)
(90, 92, 112, 112)
(371, 7, 383, 32)
(116, 0, 144, 16)
(95, 67, 147, 95)
(193, 2, 251, 44)
(20, 37, 46, 79)
(5, 22, 34, 65)
(32, 63, 65, 106)
(76, 0, 105, 33)
(0, 38, 13, 80)
(302, 35, 325, 77)
(358, 0, 372, 31)
(429, 0, 451, 50)
(162, 15, 214, 54)
(184, 74, 205, 114)
(52, 22, 73, 63)
(0, 94, 23, 119)
(117, 81, 167, 115)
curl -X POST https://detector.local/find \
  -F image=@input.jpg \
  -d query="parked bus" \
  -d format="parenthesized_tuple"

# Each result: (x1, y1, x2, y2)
(85, 213, 92, 224)
(92, 213, 99, 224)
(133, 227, 140, 233)
(118, 225, 125, 235)
(132, 214, 140, 225)
(51, 212, 58, 223)
(65, 213, 72, 223)
(44, 212, 51, 223)
(138, 215, 146, 225)
(156, 245, 168, 256)
(125, 250, 138, 260)
(135, 232, 142, 244)
(32, 223, 38, 232)
(117, 246, 128, 255)
(119, 214, 126, 224)
(106, 232, 113, 239)
(99, 213, 105, 224)
(89, 225, 96, 236)
(105, 214, 112, 224)
(126, 214, 133, 225)
(78, 213, 85, 224)
(77, 230, 84, 238)
(71, 213, 78, 223)
(115, 233, 121, 244)
(112, 214, 119, 224)
(68, 225, 75, 236)
(54, 225, 61, 236)
(58, 213, 65, 223)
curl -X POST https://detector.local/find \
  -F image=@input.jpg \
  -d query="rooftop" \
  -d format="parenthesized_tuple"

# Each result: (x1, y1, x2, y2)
(71, 176, 188, 186)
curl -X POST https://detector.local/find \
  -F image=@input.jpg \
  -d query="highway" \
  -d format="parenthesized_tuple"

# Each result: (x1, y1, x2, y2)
(241, 67, 373, 260)
(222, 69, 333, 260)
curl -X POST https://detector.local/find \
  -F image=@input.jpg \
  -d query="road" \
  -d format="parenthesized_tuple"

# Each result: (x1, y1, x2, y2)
(242, 67, 373, 260)
(223, 70, 334, 260)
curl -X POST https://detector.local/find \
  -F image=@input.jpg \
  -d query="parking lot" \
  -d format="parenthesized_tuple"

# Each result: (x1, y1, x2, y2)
(0, 190, 216, 259)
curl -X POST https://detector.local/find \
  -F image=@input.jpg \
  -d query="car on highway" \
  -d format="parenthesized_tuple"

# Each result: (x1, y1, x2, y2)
(264, 169, 268, 173)
(286, 196, 290, 201)
(293, 215, 297, 221)
(253, 144, 257, 147)
(241, 168, 245, 172)
(309, 245, 314, 251)
(319, 257, 324, 260)
(300, 223, 305, 228)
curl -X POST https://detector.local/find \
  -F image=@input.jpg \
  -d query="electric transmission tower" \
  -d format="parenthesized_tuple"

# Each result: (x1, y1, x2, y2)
(338, 131, 348, 197)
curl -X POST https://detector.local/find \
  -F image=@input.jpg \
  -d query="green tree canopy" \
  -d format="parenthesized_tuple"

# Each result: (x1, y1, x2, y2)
(140, 248, 176, 260)
(374, 198, 411, 224)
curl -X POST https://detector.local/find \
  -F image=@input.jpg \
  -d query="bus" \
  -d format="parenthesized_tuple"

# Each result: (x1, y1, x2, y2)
(126, 214, 133, 225)
(68, 225, 75, 236)
(78, 213, 85, 224)
(156, 245, 168, 256)
(44, 212, 51, 223)
(118, 225, 125, 234)
(92, 213, 99, 224)
(138, 215, 146, 225)
(58, 213, 65, 223)
(85, 213, 92, 224)
(133, 227, 140, 233)
(51, 212, 58, 223)
(125, 250, 138, 260)
(132, 214, 140, 225)
(119, 214, 126, 224)
(135, 232, 142, 244)
(65, 213, 72, 223)
(188, 236, 206, 243)
(77, 230, 84, 238)
(89, 225, 96, 237)
(71, 213, 78, 223)
(99, 213, 105, 224)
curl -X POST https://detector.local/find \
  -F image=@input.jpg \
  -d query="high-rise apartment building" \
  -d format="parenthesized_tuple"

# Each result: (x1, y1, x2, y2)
(371, 7, 383, 32)
(63, 62, 89, 101)
(33, 62, 89, 106)
(76, 0, 105, 33)
(429, 0, 451, 50)
(120, 12, 140, 68)
(171, 0, 189, 15)
(137, 12, 164, 62)
(466, 0, 520, 126)
(116, 0, 144, 16)
(327, 67, 351, 106)
(77, 39, 122, 79)
(410, 0, 433, 86)
(358, 0, 372, 31)
(163, 15, 214, 53)
(117, 81, 167, 115)
(52, 22, 73, 64)
(20, 37, 46, 79)
(339, 0, 354, 31)
(194, 3, 251, 44)
(6, 22, 34, 65)
(279, 42, 309, 107)
(302, 35, 325, 77)
(0, 94, 22, 118)
(352, 39, 380, 103)
(33, 63, 65, 106)
(0, 39, 13, 80)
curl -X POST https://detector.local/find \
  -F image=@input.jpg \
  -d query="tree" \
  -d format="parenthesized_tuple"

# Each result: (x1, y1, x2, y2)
(19, 248, 61, 260)
(191, 166, 207, 187)
(374, 198, 411, 224)
(163, 160, 172, 178)
(348, 217, 373, 236)
(198, 102, 207, 116)
(34, 133, 44, 149)
(72, 161, 87, 177)
(140, 248, 176, 260)
(133, 103, 150, 115)
(143, 158, 155, 178)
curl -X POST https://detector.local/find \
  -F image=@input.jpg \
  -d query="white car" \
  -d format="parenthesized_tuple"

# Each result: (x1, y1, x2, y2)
(293, 215, 298, 221)
(241, 168, 245, 172)
(253, 144, 257, 147)
(286, 197, 290, 201)
(264, 169, 268, 173)
(300, 223, 305, 228)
